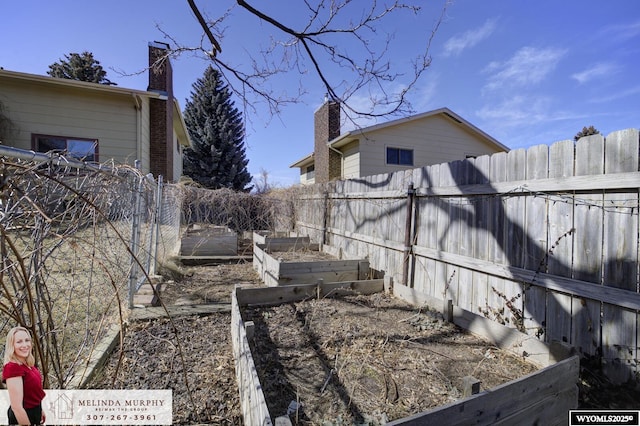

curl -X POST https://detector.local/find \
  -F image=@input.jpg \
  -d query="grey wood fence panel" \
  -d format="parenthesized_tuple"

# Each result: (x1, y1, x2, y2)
(371, 197, 395, 248)
(413, 164, 439, 296)
(504, 149, 527, 330)
(546, 140, 576, 345)
(571, 134, 605, 357)
(391, 169, 405, 190)
(602, 129, 639, 382)
(446, 161, 464, 306)
(523, 144, 549, 339)
(487, 152, 508, 324)
(350, 194, 366, 261)
(427, 162, 442, 298)
(506, 148, 527, 268)
(456, 160, 475, 312)
(408, 167, 423, 292)
(471, 155, 491, 316)
(438, 163, 459, 303)
(603, 129, 639, 291)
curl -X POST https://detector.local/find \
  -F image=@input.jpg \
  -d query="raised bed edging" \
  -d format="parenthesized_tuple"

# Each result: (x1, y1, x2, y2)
(253, 242, 369, 287)
(232, 286, 273, 426)
(386, 355, 578, 426)
(67, 322, 121, 389)
(252, 230, 304, 247)
(232, 281, 579, 426)
(180, 225, 238, 256)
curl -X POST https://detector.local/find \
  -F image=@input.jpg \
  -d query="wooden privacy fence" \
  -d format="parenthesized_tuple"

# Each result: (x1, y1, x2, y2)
(294, 128, 640, 383)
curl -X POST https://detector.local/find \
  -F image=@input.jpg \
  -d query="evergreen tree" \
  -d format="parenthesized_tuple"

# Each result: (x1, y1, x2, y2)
(574, 125, 600, 141)
(183, 66, 252, 191)
(47, 51, 115, 85)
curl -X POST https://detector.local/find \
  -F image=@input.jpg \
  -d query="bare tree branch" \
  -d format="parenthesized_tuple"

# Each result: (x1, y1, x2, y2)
(164, 0, 450, 123)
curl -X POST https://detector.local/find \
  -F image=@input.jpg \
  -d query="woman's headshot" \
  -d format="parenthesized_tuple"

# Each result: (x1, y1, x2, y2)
(2, 326, 46, 425)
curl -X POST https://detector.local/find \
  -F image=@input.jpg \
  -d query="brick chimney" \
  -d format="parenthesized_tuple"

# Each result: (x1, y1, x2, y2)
(148, 41, 175, 181)
(313, 99, 341, 183)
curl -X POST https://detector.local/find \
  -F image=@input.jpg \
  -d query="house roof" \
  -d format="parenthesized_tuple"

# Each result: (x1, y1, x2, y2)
(0, 68, 192, 147)
(0, 68, 160, 98)
(290, 107, 508, 168)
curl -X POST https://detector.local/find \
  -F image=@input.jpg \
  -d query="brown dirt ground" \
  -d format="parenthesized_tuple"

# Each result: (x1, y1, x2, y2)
(242, 293, 537, 424)
(269, 249, 337, 262)
(90, 261, 640, 425)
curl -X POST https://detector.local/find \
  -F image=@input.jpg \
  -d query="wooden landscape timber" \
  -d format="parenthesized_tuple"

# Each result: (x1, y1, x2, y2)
(252, 241, 370, 287)
(231, 280, 579, 426)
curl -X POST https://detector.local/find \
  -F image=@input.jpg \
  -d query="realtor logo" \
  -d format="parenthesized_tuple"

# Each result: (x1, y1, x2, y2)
(49, 392, 74, 420)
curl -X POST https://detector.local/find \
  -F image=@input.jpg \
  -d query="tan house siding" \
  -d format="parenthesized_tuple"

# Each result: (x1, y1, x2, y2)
(172, 128, 183, 180)
(301, 174, 315, 185)
(139, 97, 152, 173)
(291, 106, 507, 183)
(299, 163, 315, 185)
(0, 76, 140, 167)
(342, 140, 360, 179)
(358, 114, 503, 177)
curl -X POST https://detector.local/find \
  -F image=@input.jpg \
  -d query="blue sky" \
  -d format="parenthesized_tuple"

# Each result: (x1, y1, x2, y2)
(1, 1, 639, 186)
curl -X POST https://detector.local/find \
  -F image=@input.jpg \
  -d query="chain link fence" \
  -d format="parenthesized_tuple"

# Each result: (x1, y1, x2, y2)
(0, 144, 298, 390)
(0, 147, 180, 388)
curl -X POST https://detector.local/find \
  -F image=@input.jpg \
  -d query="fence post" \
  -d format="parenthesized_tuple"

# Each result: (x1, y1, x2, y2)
(402, 182, 415, 287)
(128, 161, 143, 308)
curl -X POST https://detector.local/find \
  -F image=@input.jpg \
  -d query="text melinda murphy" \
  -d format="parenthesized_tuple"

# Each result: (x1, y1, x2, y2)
(0, 389, 172, 425)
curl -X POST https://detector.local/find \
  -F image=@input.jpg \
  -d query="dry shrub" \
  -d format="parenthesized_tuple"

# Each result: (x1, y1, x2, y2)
(178, 183, 302, 233)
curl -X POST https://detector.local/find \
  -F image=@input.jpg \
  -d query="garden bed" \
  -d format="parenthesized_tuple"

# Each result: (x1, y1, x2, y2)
(232, 282, 579, 425)
(90, 313, 243, 425)
(253, 241, 369, 287)
(180, 224, 238, 256)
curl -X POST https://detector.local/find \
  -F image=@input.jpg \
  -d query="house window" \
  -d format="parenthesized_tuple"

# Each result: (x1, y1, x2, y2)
(33, 134, 98, 162)
(386, 147, 413, 166)
(305, 164, 315, 179)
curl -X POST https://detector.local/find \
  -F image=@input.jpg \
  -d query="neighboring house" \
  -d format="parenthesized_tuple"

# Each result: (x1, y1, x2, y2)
(290, 101, 509, 184)
(0, 42, 190, 182)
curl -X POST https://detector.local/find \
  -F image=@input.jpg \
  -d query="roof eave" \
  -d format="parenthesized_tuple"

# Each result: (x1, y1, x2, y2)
(290, 153, 314, 168)
(0, 68, 162, 99)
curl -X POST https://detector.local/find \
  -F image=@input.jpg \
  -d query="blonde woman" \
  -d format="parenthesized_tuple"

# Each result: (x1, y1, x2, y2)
(2, 327, 46, 425)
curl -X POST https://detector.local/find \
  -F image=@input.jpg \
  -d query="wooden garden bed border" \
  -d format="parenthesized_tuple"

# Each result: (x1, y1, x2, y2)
(231, 279, 579, 426)
(252, 231, 308, 248)
(252, 242, 369, 287)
